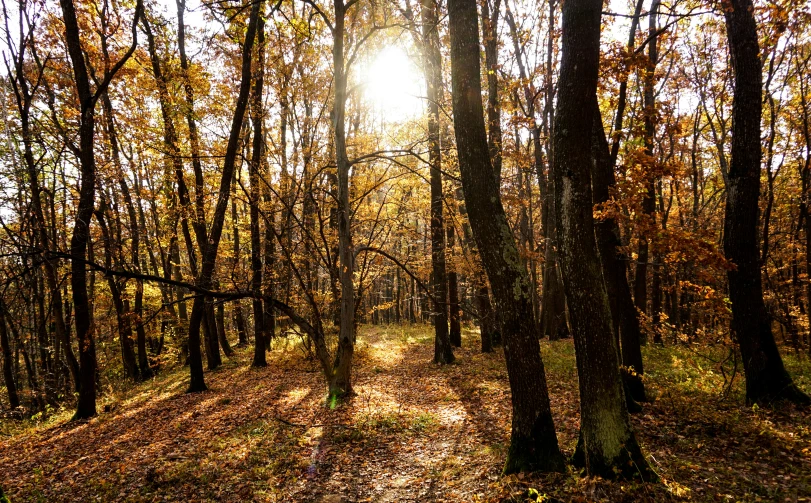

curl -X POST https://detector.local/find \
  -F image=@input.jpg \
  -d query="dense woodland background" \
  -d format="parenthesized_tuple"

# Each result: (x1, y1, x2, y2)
(0, 0, 810, 500)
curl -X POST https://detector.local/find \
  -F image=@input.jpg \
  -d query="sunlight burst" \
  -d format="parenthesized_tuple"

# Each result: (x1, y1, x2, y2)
(362, 46, 423, 122)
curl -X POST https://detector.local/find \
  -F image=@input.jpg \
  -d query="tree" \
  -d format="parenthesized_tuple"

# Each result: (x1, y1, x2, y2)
(448, 0, 565, 474)
(722, 0, 810, 406)
(421, 0, 455, 364)
(551, 0, 653, 478)
(591, 101, 647, 406)
(0, 300, 20, 408)
(58, 0, 143, 419)
(250, 2, 268, 368)
(185, 0, 262, 392)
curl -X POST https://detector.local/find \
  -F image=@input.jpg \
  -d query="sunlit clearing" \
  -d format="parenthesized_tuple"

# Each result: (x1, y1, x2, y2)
(363, 46, 423, 122)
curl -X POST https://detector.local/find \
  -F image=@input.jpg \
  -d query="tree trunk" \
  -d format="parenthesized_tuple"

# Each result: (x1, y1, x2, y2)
(58, 0, 142, 419)
(330, 0, 356, 400)
(422, 0, 455, 365)
(590, 102, 647, 405)
(250, 8, 268, 368)
(186, 0, 261, 392)
(552, 0, 653, 478)
(447, 226, 462, 346)
(481, 0, 502, 186)
(722, 0, 810, 405)
(94, 206, 138, 380)
(448, 0, 564, 474)
(0, 302, 20, 409)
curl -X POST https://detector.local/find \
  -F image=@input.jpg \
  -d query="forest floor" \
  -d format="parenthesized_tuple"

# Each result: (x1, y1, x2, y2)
(1, 325, 811, 503)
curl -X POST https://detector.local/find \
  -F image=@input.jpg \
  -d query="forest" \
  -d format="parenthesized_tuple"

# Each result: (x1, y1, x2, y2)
(0, 0, 810, 500)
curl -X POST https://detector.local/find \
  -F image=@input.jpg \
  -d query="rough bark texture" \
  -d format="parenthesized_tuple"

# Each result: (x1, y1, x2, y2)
(552, 0, 654, 479)
(722, 0, 810, 406)
(448, 0, 564, 474)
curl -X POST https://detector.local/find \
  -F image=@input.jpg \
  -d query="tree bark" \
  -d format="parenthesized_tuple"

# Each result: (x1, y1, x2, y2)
(250, 8, 268, 368)
(0, 302, 20, 409)
(58, 0, 142, 419)
(330, 0, 356, 400)
(590, 102, 647, 405)
(722, 0, 810, 405)
(448, 0, 564, 474)
(422, 0, 455, 364)
(185, 0, 261, 392)
(552, 0, 653, 478)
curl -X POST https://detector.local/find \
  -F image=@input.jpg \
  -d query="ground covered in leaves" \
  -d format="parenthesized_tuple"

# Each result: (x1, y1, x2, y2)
(1, 325, 810, 502)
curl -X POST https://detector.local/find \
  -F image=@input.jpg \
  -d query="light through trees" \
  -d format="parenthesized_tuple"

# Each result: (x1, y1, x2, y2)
(362, 46, 423, 122)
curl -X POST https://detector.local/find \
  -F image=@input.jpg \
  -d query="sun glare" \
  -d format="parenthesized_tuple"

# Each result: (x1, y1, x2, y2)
(363, 46, 423, 122)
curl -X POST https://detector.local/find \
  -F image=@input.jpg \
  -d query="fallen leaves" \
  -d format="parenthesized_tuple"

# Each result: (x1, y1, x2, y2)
(0, 325, 809, 502)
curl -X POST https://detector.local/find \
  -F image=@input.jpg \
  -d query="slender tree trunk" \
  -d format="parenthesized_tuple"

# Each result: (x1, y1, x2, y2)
(186, 0, 261, 392)
(59, 0, 142, 419)
(422, 0, 455, 364)
(634, 0, 660, 324)
(95, 206, 138, 380)
(232, 170, 249, 347)
(448, 0, 564, 473)
(330, 0, 356, 400)
(590, 102, 647, 405)
(447, 225, 462, 346)
(0, 302, 20, 409)
(481, 0, 502, 186)
(722, 0, 810, 405)
(552, 0, 653, 478)
(250, 10, 267, 367)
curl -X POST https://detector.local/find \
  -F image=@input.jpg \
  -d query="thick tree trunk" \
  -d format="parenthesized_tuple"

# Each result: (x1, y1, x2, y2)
(552, 0, 653, 478)
(448, 0, 564, 474)
(722, 0, 810, 405)
(422, 0, 455, 364)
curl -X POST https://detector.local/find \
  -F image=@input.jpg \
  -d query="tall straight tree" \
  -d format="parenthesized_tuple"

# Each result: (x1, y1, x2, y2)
(448, 0, 564, 473)
(421, 0, 454, 364)
(722, 0, 810, 405)
(185, 0, 262, 392)
(58, 0, 142, 419)
(634, 0, 660, 325)
(250, 3, 268, 368)
(329, 0, 357, 399)
(551, 0, 653, 478)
